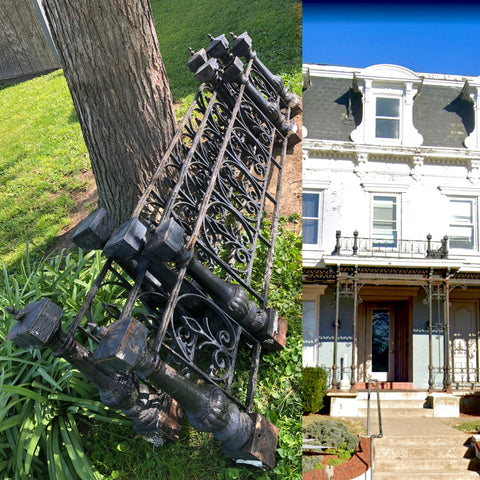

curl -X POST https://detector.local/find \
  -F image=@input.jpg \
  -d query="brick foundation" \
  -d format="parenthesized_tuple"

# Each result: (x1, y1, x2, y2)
(303, 437, 372, 480)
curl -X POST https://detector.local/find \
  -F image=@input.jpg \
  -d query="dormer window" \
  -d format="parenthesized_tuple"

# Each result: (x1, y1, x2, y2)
(350, 64, 423, 147)
(375, 97, 400, 139)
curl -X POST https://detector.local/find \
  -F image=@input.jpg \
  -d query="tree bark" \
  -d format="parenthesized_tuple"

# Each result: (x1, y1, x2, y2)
(43, 0, 177, 224)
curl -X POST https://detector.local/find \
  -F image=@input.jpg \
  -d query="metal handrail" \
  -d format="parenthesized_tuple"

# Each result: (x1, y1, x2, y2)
(367, 379, 383, 480)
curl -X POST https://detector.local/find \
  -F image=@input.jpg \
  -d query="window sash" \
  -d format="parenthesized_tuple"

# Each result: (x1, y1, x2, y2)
(375, 97, 400, 139)
(449, 198, 475, 250)
(372, 195, 397, 247)
(303, 192, 321, 245)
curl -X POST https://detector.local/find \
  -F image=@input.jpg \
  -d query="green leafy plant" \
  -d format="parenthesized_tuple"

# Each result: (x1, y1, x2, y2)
(0, 248, 132, 479)
(302, 367, 328, 414)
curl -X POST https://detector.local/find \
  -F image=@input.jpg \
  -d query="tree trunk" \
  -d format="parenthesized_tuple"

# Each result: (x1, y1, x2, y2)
(43, 0, 177, 225)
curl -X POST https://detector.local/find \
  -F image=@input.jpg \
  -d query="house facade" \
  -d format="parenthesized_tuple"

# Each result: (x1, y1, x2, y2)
(302, 63, 480, 396)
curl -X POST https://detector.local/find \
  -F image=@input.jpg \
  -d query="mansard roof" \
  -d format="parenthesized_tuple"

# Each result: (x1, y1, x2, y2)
(303, 63, 477, 149)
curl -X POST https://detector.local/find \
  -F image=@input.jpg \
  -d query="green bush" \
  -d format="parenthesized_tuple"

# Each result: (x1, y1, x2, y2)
(302, 420, 359, 452)
(302, 367, 327, 414)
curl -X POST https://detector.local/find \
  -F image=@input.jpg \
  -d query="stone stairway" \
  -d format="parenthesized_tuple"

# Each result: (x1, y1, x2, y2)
(358, 392, 480, 480)
(356, 390, 433, 418)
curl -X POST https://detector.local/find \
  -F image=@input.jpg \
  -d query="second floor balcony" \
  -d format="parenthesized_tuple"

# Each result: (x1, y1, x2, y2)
(331, 230, 449, 259)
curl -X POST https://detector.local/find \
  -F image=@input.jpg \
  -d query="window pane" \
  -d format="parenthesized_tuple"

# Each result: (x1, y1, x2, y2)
(303, 193, 319, 218)
(374, 197, 396, 221)
(376, 118, 399, 138)
(373, 196, 397, 247)
(449, 226, 474, 249)
(303, 301, 316, 347)
(303, 219, 318, 244)
(303, 301, 315, 331)
(449, 199, 473, 224)
(376, 97, 400, 117)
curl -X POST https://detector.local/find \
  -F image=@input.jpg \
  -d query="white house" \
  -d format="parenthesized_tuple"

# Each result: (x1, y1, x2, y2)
(303, 63, 480, 403)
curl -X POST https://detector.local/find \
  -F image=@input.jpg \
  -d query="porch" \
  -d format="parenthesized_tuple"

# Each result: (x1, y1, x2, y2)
(303, 235, 480, 397)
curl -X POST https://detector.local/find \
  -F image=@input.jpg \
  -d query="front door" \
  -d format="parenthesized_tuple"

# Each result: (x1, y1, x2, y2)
(358, 301, 410, 383)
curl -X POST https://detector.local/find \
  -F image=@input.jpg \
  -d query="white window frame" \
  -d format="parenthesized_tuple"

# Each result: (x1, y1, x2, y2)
(302, 190, 323, 249)
(375, 96, 401, 140)
(448, 196, 478, 252)
(370, 193, 401, 249)
(350, 65, 423, 147)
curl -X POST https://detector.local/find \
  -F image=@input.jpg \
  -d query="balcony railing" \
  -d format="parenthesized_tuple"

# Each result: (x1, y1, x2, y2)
(332, 231, 449, 259)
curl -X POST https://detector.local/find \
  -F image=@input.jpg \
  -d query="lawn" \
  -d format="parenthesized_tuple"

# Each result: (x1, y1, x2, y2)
(0, 1, 302, 479)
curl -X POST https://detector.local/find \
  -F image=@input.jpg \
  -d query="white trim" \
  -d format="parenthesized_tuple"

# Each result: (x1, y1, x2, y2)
(303, 139, 480, 164)
(303, 179, 331, 189)
(362, 182, 409, 193)
(350, 76, 423, 147)
(438, 186, 480, 196)
(303, 62, 480, 89)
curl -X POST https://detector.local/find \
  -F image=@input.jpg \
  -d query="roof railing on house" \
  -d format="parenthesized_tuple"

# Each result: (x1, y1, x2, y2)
(332, 230, 449, 259)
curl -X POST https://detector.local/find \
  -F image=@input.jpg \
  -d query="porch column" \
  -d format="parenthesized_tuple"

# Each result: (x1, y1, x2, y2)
(443, 279, 452, 392)
(427, 272, 434, 392)
(332, 275, 340, 390)
(350, 275, 359, 389)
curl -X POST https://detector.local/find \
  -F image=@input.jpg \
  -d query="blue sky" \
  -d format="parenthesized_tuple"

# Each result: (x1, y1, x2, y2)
(303, 1, 480, 76)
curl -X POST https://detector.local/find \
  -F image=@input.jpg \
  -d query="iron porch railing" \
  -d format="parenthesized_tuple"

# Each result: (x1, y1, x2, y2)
(6, 32, 301, 469)
(332, 230, 449, 259)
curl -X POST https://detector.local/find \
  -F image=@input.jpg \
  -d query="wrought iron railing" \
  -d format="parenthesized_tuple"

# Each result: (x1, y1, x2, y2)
(332, 230, 449, 259)
(6, 32, 300, 469)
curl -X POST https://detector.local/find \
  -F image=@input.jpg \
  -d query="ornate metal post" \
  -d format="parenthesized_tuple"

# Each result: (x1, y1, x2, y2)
(426, 233, 432, 257)
(91, 316, 277, 468)
(333, 230, 341, 255)
(352, 230, 359, 255)
(350, 270, 361, 389)
(444, 279, 452, 391)
(332, 274, 340, 390)
(427, 270, 434, 392)
(6, 300, 183, 446)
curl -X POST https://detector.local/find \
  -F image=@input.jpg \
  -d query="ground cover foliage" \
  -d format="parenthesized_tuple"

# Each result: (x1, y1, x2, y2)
(302, 419, 359, 474)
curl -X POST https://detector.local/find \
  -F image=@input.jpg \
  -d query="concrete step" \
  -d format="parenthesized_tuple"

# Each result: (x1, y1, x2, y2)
(373, 471, 480, 480)
(374, 458, 480, 472)
(375, 434, 470, 447)
(358, 407, 434, 417)
(356, 391, 428, 401)
(357, 398, 429, 409)
(375, 443, 472, 459)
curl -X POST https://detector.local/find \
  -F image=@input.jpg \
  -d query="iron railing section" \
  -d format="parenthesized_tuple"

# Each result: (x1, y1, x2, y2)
(332, 231, 448, 259)
(367, 380, 383, 480)
(74, 32, 296, 409)
(67, 78, 284, 411)
(7, 32, 300, 468)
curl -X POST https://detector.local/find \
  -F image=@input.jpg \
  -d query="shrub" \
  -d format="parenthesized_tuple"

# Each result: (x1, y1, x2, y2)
(302, 419, 359, 452)
(302, 367, 327, 414)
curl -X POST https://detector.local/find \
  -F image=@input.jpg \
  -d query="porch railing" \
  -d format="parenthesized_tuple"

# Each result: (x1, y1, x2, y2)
(6, 32, 300, 470)
(332, 231, 449, 259)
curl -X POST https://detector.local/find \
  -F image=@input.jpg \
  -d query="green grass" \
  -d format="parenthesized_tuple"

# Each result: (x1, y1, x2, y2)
(152, 0, 302, 103)
(0, 72, 90, 267)
(454, 420, 480, 434)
